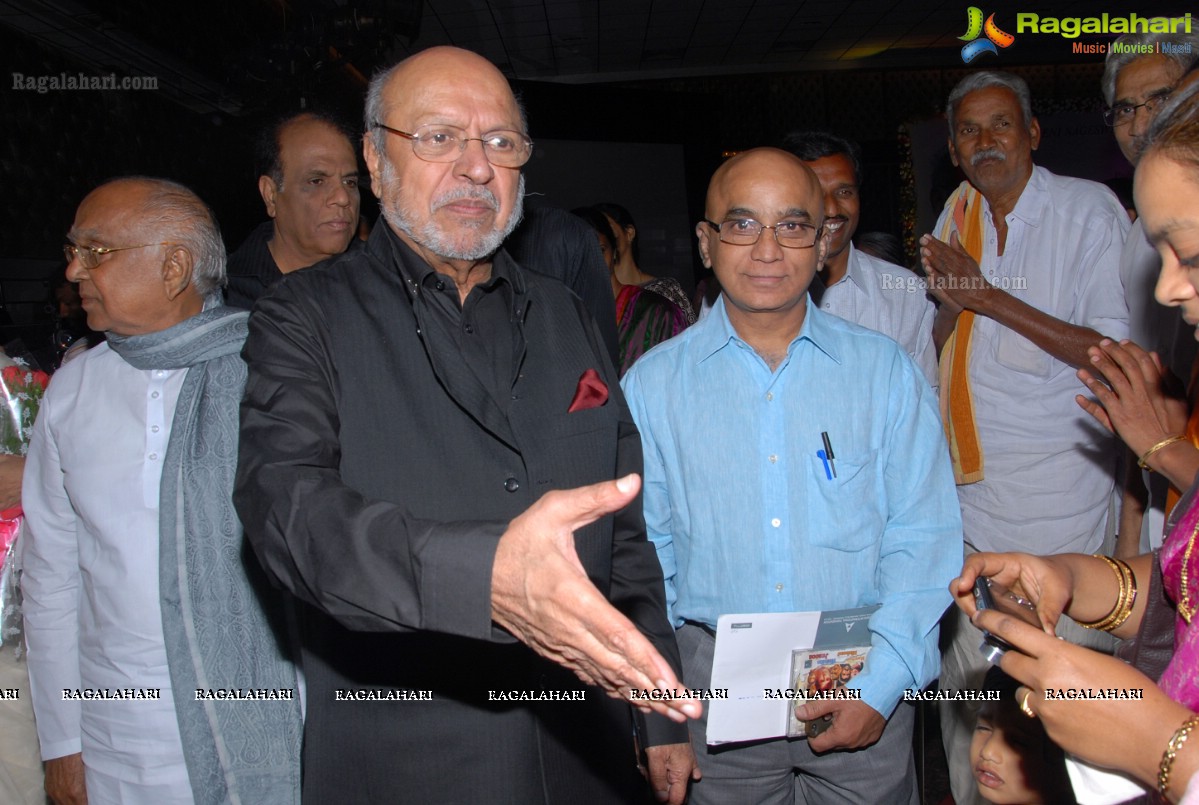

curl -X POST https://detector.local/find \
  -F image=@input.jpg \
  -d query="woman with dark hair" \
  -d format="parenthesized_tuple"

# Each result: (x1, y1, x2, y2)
(593, 202, 696, 323)
(573, 207, 687, 376)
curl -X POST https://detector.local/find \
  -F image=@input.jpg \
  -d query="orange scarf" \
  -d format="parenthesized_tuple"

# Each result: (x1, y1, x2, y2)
(938, 182, 986, 485)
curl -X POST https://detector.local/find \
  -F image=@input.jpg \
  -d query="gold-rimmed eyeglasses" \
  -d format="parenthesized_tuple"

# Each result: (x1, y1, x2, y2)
(703, 218, 824, 249)
(372, 122, 533, 168)
(63, 242, 176, 270)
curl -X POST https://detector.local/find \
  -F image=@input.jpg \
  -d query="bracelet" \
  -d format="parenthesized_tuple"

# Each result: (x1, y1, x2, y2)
(1095, 556, 1137, 631)
(1077, 555, 1137, 631)
(1139, 435, 1187, 470)
(1158, 713, 1199, 797)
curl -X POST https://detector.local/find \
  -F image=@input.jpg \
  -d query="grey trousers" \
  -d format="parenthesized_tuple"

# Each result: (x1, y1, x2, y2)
(678, 624, 919, 805)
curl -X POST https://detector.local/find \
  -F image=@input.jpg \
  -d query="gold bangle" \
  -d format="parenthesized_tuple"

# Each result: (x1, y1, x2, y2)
(1158, 713, 1199, 797)
(1096, 557, 1136, 632)
(1139, 435, 1187, 470)
(1077, 556, 1137, 631)
(1077, 555, 1125, 629)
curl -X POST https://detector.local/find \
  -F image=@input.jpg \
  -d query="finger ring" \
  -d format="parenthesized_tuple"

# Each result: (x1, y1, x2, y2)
(1019, 690, 1036, 719)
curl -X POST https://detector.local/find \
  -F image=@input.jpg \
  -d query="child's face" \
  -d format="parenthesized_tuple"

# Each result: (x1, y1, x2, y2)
(970, 709, 1059, 804)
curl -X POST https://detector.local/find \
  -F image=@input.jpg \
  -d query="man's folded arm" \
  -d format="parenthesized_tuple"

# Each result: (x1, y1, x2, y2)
(235, 286, 509, 641)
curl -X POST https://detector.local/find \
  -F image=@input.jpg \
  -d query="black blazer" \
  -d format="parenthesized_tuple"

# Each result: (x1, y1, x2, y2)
(234, 225, 686, 804)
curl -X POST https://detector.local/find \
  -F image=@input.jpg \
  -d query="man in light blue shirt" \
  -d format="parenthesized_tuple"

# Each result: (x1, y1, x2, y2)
(622, 148, 962, 804)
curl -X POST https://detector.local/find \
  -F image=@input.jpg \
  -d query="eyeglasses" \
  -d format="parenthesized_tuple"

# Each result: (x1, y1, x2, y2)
(372, 122, 534, 168)
(63, 242, 175, 270)
(1103, 88, 1174, 127)
(703, 218, 824, 249)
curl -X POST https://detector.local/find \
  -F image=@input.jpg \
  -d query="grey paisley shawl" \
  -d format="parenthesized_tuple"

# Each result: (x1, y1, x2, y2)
(108, 304, 301, 805)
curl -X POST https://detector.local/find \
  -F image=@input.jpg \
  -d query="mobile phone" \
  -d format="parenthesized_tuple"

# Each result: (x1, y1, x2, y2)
(973, 577, 1041, 664)
(805, 713, 834, 739)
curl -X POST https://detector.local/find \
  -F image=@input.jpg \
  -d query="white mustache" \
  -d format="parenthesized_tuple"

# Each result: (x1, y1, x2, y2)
(433, 186, 499, 212)
(971, 148, 1006, 166)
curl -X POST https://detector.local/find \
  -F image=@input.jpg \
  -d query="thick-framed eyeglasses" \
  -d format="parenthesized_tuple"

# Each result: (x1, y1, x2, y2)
(1103, 88, 1174, 127)
(63, 242, 175, 270)
(703, 218, 824, 249)
(372, 122, 534, 168)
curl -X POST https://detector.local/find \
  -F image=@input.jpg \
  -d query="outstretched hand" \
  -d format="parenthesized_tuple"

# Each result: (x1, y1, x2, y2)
(490, 474, 700, 723)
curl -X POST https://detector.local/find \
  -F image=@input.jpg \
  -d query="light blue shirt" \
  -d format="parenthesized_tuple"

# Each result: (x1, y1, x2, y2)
(622, 297, 963, 717)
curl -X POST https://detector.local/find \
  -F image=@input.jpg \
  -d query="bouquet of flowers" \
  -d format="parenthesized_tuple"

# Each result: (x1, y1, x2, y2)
(0, 353, 49, 652)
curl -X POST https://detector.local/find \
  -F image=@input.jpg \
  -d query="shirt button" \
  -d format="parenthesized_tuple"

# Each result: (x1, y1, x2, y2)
(155, 370, 166, 378)
(151, 391, 160, 399)
(435, 280, 446, 291)
(151, 425, 160, 433)
(768, 454, 777, 464)
(765, 392, 774, 402)
(504, 477, 520, 493)
(464, 324, 474, 334)
(148, 453, 158, 461)
(771, 518, 781, 528)
(775, 583, 784, 592)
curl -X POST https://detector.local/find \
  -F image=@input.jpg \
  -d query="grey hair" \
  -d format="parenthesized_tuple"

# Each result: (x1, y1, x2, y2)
(1141, 79, 1199, 170)
(1102, 29, 1199, 107)
(947, 71, 1034, 133)
(119, 177, 227, 299)
(364, 61, 403, 154)
(363, 55, 530, 155)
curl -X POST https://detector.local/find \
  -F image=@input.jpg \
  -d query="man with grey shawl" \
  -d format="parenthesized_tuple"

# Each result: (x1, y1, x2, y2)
(21, 177, 301, 805)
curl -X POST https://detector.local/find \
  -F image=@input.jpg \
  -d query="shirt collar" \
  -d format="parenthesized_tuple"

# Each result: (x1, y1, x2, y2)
(841, 244, 868, 290)
(374, 221, 525, 303)
(694, 294, 842, 366)
(981, 164, 1047, 229)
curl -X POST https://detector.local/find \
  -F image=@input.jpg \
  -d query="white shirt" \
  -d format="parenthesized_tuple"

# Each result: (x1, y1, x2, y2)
(22, 342, 191, 790)
(814, 244, 938, 388)
(935, 166, 1130, 555)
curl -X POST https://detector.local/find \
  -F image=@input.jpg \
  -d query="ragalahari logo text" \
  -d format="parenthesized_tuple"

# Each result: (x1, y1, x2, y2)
(960, 7, 1016, 63)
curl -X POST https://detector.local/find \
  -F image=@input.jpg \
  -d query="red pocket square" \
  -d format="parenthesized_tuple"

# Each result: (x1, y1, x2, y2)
(567, 368, 609, 413)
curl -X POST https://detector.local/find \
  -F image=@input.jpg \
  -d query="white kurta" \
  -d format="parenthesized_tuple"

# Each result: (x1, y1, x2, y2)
(21, 342, 192, 801)
(814, 244, 939, 389)
(934, 166, 1130, 556)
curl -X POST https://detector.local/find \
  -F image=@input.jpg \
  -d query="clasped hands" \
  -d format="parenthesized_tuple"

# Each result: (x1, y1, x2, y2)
(919, 232, 995, 314)
(1075, 337, 1188, 463)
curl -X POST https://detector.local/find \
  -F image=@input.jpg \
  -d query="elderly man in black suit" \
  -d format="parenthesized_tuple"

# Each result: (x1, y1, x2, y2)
(234, 46, 699, 805)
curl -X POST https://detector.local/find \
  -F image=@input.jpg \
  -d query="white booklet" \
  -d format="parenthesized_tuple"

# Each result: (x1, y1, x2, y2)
(705, 606, 878, 745)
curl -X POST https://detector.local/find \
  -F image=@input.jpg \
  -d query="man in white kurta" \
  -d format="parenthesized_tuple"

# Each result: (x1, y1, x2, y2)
(23, 348, 192, 801)
(919, 71, 1129, 805)
(21, 177, 302, 805)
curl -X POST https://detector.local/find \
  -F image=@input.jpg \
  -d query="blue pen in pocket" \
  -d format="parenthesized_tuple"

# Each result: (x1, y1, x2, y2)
(816, 449, 833, 481)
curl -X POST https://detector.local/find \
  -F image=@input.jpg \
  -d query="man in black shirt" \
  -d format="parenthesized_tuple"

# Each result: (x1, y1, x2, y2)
(235, 46, 699, 805)
(225, 111, 360, 308)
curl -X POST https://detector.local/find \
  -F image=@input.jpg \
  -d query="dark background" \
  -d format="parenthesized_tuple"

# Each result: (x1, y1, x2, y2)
(1, 0, 1191, 353)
